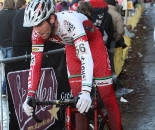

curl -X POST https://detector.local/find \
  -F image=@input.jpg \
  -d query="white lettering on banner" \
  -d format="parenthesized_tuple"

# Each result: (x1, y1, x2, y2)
(16, 75, 27, 122)
(16, 69, 58, 123)
(36, 70, 57, 111)
(60, 91, 73, 100)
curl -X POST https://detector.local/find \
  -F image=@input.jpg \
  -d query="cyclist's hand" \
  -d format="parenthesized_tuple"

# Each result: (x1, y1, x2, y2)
(22, 96, 36, 116)
(76, 91, 92, 113)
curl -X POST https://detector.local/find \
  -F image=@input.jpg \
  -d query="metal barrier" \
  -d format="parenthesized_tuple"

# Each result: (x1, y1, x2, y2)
(0, 48, 64, 130)
(0, 48, 65, 63)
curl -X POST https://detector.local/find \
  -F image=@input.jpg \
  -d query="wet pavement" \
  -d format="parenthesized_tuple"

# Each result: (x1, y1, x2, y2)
(120, 6, 155, 130)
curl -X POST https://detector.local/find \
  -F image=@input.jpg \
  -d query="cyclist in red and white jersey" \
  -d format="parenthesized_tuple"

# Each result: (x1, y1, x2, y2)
(22, 0, 122, 129)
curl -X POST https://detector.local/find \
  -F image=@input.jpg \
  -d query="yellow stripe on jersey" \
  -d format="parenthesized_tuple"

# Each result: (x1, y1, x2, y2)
(32, 45, 44, 52)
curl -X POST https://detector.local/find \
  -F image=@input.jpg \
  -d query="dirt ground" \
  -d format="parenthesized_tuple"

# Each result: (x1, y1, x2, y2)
(117, 6, 155, 130)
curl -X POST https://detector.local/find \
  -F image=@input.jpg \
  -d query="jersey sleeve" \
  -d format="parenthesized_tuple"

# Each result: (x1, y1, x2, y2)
(27, 29, 46, 96)
(73, 19, 94, 92)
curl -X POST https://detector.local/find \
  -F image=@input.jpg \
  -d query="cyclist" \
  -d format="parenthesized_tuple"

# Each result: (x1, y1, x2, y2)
(22, 0, 122, 129)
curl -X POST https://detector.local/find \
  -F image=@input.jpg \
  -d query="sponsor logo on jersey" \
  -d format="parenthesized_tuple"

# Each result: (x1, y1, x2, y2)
(62, 37, 74, 44)
(81, 56, 86, 80)
(84, 25, 94, 32)
(61, 33, 67, 37)
(83, 20, 94, 32)
(32, 46, 43, 52)
(64, 20, 75, 33)
(32, 47, 39, 52)
(94, 78, 113, 86)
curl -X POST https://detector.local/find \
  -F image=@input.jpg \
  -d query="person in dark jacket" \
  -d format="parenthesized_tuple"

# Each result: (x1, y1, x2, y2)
(70, 0, 114, 49)
(106, 0, 125, 46)
(12, 8, 33, 57)
(0, 0, 16, 97)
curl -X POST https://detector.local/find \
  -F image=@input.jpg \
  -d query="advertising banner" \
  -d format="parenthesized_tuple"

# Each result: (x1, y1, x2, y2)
(5, 52, 72, 130)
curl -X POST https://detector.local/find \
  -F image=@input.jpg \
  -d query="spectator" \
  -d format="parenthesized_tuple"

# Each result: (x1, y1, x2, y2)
(0, 0, 16, 97)
(76, 1, 93, 18)
(0, 2, 3, 10)
(56, 0, 70, 12)
(15, 0, 27, 10)
(124, 25, 135, 38)
(116, 1, 123, 15)
(133, 0, 139, 8)
(107, 0, 125, 46)
(12, 0, 29, 57)
(12, 8, 32, 57)
(89, 0, 114, 49)
(107, 0, 126, 76)
(61, 1, 69, 11)
(70, 0, 114, 49)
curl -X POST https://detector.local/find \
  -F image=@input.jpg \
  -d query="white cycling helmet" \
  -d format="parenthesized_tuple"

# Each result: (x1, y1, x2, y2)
(23, 0, 55, 27)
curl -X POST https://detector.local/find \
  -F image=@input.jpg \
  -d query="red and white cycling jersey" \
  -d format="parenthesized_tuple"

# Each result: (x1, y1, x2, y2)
(28, 11, 112, 96)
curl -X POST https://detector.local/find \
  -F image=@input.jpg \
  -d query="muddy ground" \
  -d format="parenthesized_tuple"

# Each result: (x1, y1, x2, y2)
(118, 6, 155, 130)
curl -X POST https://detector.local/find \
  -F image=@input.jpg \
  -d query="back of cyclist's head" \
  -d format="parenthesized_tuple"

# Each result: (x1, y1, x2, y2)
(23, 0, 55, 27)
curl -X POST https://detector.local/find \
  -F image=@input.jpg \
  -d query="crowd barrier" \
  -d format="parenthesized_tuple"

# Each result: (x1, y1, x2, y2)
(127, 5, 145, 28)
(123, 36, 132, 61)
(114, 47, 125, 76)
